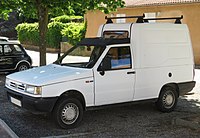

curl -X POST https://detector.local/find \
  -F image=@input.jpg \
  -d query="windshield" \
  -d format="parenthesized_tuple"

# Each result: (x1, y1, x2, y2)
(55, 45, 105, 68)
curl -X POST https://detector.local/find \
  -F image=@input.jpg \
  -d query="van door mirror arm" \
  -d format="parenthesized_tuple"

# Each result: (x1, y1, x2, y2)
(99, 69, 105, 76)
(98, 63, 105, 76)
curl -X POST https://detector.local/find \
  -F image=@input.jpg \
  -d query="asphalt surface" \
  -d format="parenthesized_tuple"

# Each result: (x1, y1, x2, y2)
(0, 70, 200, 138)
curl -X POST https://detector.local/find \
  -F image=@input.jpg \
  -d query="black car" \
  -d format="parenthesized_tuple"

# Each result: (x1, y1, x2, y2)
(0, 41, 32, 72)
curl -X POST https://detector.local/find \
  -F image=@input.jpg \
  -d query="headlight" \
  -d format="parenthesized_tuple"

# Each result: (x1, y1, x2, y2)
(26, 85, 42, 95)
(5, 78, 10, 87)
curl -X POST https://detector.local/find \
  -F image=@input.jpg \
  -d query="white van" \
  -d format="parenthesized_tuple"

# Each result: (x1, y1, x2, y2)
(5, 15, 195, 129)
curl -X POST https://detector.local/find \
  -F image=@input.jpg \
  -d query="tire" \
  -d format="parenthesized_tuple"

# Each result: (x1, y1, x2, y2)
(156, 86, 178, 112)
(53, 98, 83, 129)
(17, 63, 29, 71)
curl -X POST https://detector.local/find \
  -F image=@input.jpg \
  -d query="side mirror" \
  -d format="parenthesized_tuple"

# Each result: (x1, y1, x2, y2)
(98, 63, 105, 76)
(97, 56, 111, 76)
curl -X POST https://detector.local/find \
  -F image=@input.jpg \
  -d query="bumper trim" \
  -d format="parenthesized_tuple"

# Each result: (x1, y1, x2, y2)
(177, 81, 196, 96)
(5, 87, 58, 113)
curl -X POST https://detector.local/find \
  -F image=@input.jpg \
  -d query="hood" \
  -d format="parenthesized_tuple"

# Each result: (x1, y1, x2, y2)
(7, 64, 93, 86)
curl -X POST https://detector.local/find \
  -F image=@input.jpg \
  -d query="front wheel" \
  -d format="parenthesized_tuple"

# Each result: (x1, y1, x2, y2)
(53, 98, 83, 129)
(156, 86, 178, 112)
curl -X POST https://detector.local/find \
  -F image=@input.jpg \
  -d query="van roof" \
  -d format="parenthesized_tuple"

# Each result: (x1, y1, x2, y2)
(0, 36, 9, 41)
(78, 37, 130, 46)
(0, 41, 20, 45)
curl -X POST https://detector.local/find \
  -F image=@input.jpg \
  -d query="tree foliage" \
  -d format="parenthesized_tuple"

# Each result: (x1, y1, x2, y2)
(0, 0, 125, 66)
(61, 23, 86, 46)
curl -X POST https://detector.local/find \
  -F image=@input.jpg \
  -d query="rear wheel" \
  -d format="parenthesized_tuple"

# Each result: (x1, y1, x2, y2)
(156, 86, 178, 112)
(17, 63, 29, 71)
(53, 98, 83, 129)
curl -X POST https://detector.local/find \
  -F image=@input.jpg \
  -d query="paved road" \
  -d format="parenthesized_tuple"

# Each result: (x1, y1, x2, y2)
(0, 68, 199, 137)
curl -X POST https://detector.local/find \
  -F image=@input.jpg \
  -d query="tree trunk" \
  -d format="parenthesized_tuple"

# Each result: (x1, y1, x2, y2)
(36, 0, 48, 66)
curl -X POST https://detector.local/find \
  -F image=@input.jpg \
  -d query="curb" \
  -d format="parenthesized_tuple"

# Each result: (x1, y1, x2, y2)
(0, 119, 19, 138)
(172, 115, 200, 130)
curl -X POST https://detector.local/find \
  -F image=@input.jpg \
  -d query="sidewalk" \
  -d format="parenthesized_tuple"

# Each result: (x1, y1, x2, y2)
(0, 119, 18, 138)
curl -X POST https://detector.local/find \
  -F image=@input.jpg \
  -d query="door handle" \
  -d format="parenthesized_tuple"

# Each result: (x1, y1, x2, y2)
(127, 71, 135, 74)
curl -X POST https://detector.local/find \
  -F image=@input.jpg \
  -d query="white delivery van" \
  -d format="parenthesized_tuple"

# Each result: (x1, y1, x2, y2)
(5, 15, 195, 129)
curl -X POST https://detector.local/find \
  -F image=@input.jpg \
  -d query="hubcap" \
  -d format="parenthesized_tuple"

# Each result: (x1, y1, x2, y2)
(19, 65, 28, 71)
(162, 91, 175, 109)
(61, 103, 79, 125)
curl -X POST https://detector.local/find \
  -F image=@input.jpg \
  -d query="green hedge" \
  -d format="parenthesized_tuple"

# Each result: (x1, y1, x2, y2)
(50, 15, 83, 23)
(16, 18, 86, 49)
(16, 23, 39, 45)
(46, 22, 65, 48)
(16, 22, 65, 49)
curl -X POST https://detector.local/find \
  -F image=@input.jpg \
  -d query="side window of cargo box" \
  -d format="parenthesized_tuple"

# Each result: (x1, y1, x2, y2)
(103, 31, 129, 39)
(102, 46, 132, 70)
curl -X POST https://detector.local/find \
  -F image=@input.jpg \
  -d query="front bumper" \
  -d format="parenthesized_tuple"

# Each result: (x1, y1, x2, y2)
(5, 87, 58, 113)
(177, 81, 196, 96)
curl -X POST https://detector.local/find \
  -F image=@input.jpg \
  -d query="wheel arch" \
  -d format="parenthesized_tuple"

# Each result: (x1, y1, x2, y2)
(54, 90, 86, 111)
(159, 83, 179, 97)
(15, 60, 31, 70)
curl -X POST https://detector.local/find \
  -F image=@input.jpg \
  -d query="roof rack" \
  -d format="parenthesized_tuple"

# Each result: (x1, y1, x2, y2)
(105, 14, 183, 24)
(144, 15, 183, 24)
(105, 14, 145, 24)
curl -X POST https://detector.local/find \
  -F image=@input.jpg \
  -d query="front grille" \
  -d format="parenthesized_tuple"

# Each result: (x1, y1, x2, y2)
(10, 82, 16, 88)
(9, 81, 26, 92)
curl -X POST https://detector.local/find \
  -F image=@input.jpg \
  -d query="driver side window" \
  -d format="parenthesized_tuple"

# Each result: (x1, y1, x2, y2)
(101, 46, 132, 71)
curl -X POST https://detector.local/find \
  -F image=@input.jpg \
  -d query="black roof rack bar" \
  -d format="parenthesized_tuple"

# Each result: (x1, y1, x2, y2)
(144, 15, 183, 24)
(105, 14, 183, 24)
(105, 14, 145, 24)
